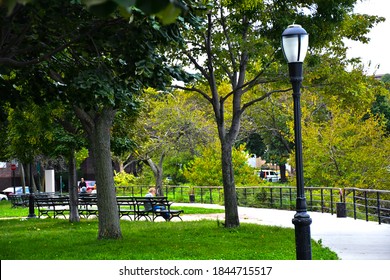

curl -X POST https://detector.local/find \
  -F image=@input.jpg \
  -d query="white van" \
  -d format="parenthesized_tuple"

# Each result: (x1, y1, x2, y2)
(258, 170, 279, 183)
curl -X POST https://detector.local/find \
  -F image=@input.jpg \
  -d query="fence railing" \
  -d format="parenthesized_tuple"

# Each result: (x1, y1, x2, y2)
(115, 185, 390, 225)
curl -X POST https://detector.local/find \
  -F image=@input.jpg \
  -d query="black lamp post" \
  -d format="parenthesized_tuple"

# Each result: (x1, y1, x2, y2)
(282, 24, 312, 260)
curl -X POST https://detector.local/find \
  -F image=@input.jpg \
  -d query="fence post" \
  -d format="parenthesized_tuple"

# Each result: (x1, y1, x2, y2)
(364, 191, 369, 222)
(330, 188, 334, 215)
(279, 188, 283, 208)
(352, 189, 356, 220)
(377, 191, 381, 225)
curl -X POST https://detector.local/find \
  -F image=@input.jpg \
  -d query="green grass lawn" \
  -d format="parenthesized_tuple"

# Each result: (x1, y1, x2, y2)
(0, 201, 338, 260)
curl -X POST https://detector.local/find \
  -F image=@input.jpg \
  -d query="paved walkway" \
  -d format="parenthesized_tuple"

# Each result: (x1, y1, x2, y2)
(175, 203, 390, 260)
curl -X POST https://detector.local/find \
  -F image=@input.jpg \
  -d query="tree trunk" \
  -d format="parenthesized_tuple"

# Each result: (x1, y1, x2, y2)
(147, 156, 164, 196)
(279, 163, 287, 183)
(68, 149, 80, 223)
(75, 106, 122, 239)
(221, 141, 240, 228)
(93, 111, 122, 239)
(30, 163, 37, 193)
(24, 163, 37, 193)
(20, 163, 26, 192)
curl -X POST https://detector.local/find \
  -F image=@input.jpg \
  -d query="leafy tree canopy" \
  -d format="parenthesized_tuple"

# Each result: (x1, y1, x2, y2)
(0, 0, 188, 24)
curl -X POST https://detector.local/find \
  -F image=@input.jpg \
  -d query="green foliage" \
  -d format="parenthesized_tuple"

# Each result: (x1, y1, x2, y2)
(183, 144, 222, 186)
(381, 74, 390, 84)
(371, 93, 390, 134)
(184, 144, 260, 186)
(113, 170, 137, 186)
(1, 0, 186, 24)
(132, 89, 216, 185)
(5, 101, 83, 163)
(75, 147, 89, 170)
(301, 101, 390, 190)
(86, 0, 184, 24)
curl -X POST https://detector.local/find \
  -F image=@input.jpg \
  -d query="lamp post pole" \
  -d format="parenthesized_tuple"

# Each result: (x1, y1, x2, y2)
(28, 163, 36, 219)
(11, 163, 16, 194)
(282, 24, 312, 260)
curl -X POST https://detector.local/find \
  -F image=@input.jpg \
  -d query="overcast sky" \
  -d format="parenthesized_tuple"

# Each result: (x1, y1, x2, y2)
(345, 0, 390, 74)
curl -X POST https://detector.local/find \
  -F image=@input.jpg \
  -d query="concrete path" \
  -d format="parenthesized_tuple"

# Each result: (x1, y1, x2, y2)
(175, 203, 390, 260)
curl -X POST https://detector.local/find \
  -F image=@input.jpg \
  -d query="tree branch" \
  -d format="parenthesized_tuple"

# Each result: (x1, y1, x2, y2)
(183, 50, 210, 80)
(73, 105, 95, 136)
(219, 5, 236, 87)
(242, 88, 292, 112)
(170, 84, 212, 102)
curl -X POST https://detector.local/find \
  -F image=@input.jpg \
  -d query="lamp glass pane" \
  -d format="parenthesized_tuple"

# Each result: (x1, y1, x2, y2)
(299, 34, 309, 62)
(282, 34, 309, 63)
(282, 36, 299, 63)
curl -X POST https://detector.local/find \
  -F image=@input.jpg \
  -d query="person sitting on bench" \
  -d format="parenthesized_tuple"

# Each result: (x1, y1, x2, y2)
(145, 188, 170, 220)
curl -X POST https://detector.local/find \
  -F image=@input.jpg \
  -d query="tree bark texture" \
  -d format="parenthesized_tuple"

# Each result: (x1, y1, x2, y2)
(221, 141, 240, 228)
(68, 149, 80, 223)
(75, 106, 122, 239)
(147, 155, 164, 196)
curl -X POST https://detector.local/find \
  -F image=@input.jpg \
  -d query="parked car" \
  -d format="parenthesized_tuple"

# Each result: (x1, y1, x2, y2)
(2, 186, 30, 196)
(258, 170, 280, 183)
(0, 194, 8, 201)
(77, 180, 96, 192)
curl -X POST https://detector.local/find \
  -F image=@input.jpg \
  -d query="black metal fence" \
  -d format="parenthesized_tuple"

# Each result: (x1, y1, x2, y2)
(116, 185, 390, 225)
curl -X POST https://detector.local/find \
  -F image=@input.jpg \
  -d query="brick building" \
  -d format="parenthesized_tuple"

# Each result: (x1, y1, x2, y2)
(0, 162, 22, 192)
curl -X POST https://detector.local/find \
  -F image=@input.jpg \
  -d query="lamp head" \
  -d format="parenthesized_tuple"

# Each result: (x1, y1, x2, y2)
(282, 24, 309, 63)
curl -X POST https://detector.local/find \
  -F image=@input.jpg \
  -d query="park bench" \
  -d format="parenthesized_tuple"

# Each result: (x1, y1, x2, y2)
(133, 196, 184, 222)
(33, 194, 183, 221)
(35, 196, 70, 218)
(116, 196, 136, 220)
(78, 194, 98, 218)
(8, 194, 29, 208)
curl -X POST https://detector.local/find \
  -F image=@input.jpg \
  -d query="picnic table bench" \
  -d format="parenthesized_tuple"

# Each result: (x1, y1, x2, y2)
(35, 196, 70, 218)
